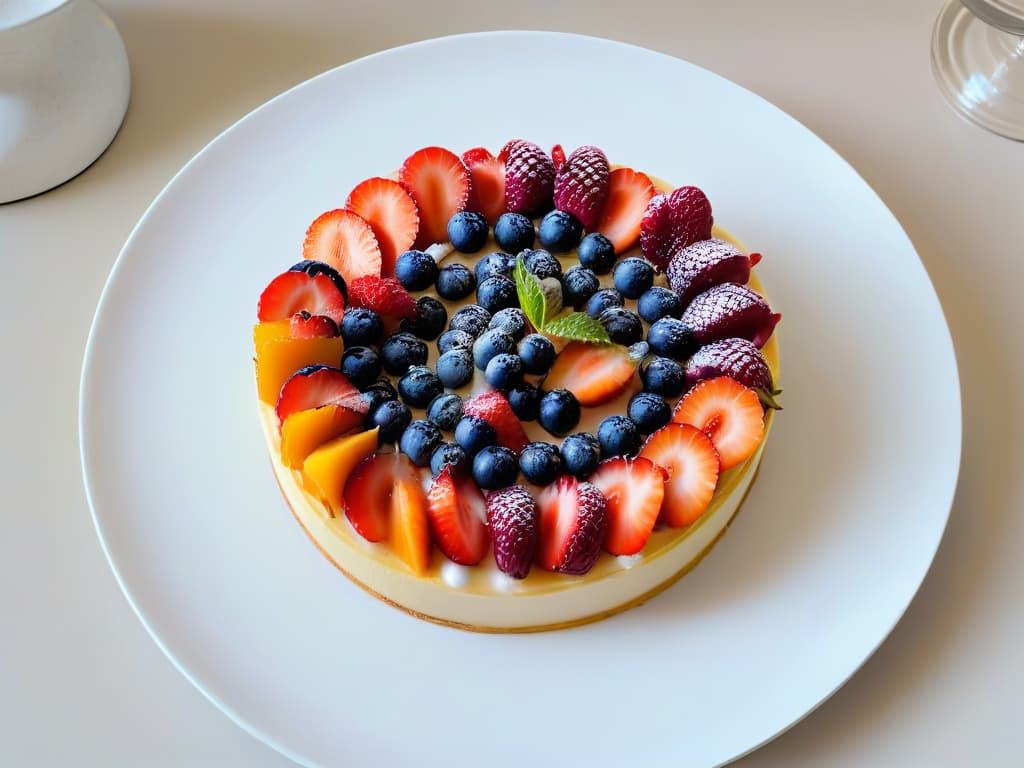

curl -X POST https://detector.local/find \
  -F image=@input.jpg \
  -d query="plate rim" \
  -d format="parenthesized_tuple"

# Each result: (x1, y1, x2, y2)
(79, 29, 962, 768)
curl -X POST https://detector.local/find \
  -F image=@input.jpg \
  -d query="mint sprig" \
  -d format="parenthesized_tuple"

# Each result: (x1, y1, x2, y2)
(514, 256, 613, 345)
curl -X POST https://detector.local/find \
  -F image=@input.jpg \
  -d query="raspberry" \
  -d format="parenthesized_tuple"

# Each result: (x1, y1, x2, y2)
(639, 186, 714, 271)
(500, 139, 556, 215)
(347, 276, 418, 321)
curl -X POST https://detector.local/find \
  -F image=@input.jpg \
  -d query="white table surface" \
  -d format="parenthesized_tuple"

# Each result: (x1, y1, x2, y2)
(2, 0, 1022, 765)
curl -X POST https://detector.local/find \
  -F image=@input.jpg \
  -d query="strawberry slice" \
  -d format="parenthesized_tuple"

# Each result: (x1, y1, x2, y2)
(345, 177, 419, 278)
(275, 364, 364, 426)
(543, 342, 637, 407)
(347, 275, 418, 322)
(553, 145, 611, 229)
(536, 476, 608, 575)
(258, 270, 346, 325)
(289, 312, 338, 339)
(462, 391, 528, 452)
(639, 423, 720, 527)
(589, 457, 666, 556)
(673, 376, 765, 470)
(399, 146, 469, 249)
(595, 168, 656, 254)
(639, 186, 714, 271)
(500, 139, 556, 215)
(344, 452, 400, 542)
(302, 209, 383, 285)
(461, 148, 506, 225)
(550, 144, 566, 172)
(426, 466, 489, 565)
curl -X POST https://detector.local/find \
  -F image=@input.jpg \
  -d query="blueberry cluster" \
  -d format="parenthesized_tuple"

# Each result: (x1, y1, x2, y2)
(339, 208, 701, 492)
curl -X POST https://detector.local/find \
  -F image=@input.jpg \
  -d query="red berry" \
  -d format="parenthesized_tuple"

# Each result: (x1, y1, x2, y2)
(289, 312, 339, 339)
(639, 423, 720, 528)
(399, 146, 470, 249)
(462, 391, 528, 452)
(536, 476, 608, 575)
(684, 338, 774, 394)
(486, 485, 540, 579)
(258, 270, 346, 325)
(544, 341, 637, 407)
(461, 147, 506, 225)
(550, 144, 566, 171)
(426, 467, 489, 565)
(344, 177, 419, 278)
(275, 364, 364, 426)
(679, 282, 780, 348)
(500, 139, 556, 215)
(673, 376, 765, 471)
(302, 209, 383, 285)
(595, 167, 657, 254)
(347, 275, 418, 321)
(589, 457, 666, 556)
(639, 186, 714, 271)
(553, 145, 610, 229)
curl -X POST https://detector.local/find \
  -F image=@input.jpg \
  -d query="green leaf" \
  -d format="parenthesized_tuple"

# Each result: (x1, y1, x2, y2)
(542, 312, 612, 344)
(514, 257, 546, 329)
(538, 277, 563, 326)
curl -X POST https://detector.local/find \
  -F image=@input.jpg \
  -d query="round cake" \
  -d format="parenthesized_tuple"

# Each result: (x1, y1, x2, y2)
(253, 140, 782, 632)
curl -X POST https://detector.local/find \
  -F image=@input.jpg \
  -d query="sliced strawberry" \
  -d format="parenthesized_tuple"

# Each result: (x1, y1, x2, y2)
(345, 177, 419, 278)
(536, 476, 608, 575)
(553, 145, 610, 229)
(347, 275, 418, 322)
(543, 342, 637, 407)
(486, 485, 539, 579)
(595, 168, 656, 254)
(289, 312, 339, 339)
(258, 270, 346, 325)
(461, 148, 506, 225)
(302, 209, 383, 285)
(550, 144, 566, 172)
(344, 452, 399, 542)
(500, 139, 556, 215)
(398, 146, 469, 249)
(639, 423, 720, 527)
(462, 391, 528, 452)
(589, 457, 666, 556)
(275, 364, 364, 426)
(426, 466, 489, 565)
(673, 376, 765, 470)
(639, 186, 714, 271)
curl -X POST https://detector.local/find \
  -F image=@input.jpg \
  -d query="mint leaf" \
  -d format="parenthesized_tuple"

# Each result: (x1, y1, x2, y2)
(514, 257, 546, 329)
(538, 277, 563, 324)
(543, 312, 612, 344)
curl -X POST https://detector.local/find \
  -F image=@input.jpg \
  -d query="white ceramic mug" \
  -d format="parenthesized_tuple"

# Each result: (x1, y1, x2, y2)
(0, 0, 130, 203)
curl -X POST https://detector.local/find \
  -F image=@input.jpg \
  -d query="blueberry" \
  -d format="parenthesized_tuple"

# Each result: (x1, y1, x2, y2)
(627, 392, 671, 433)
(640, 356, 686, 397)
(538, 389, 581, 437)
(518, 333, 556, 375)
(435, 348, 474, 389)
(365, 376, 398, 401)
(472, 445, 519, 490)
(360, 386, 396, 418)
(436, 263, 477, 301)
(372, 399, 412, 444)
(599, 307, 644, 345)
(426, 393, 464, 431)
(488, 307, 528, 340)
(475, 251, 516, 282)
(448, 304, 492, 337)
(401, 296, 448, 340)
(476, 274, 518, 313)
(637, 287, 683, 323)
(508, 383, 540, 421)
(394, 249, 438, 291)
(454, 415, 497, 457)
(397, 365, 444, 407)
(473, 329, 516, 370)
(647, 317, 697, 359)
(561, 433, 601, 479)
(430, 442, 467, 478)
(519, 441, 564, 485)
(380, 332, 428, 375)
(339, 345, 381, 389)
(576, 232, 617, 274)
(289, 260, 348, 300)
(494, 212, 535, 254)
(561, 265, 600, 309)
(447, 211, 489, 252)
(485, 353, 523, 390)
(340, 307, 383, 347)
(437, 328, 475, 354)
(399, 419, 442, 468)
(585, 288, 625, 318)
(597, 415, 641, 458)
(612, 257, 655, 299)
(538, 210, 583, 253)
(523, 249, 563, 280)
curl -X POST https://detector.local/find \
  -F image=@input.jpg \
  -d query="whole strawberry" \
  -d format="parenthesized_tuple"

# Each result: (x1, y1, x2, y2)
(640, 186, 714, 271)
(486, 485, 540, 579)
(553, 145, 610, 229)
(680, 282, 780, 348)
(684, 338, 778, 408)
(499, 139, 556, 215)
(667, 237, 759, 306)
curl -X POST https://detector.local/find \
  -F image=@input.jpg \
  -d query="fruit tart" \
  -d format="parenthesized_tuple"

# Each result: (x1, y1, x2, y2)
(253, 140, 781, 632)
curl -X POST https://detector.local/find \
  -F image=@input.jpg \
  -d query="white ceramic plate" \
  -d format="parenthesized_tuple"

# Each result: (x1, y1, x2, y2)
(80, 32, 960, 768)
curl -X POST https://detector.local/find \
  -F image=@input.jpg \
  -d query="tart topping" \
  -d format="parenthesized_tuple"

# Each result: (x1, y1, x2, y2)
(553, 145, 611, 229)
(680, 282, 781, 348)
(302, 209, 383, 284)
(486, 485, 540, 579)
(461, 147, 506, 225)
(288, 311, 339, 339)
(536, 476, 608, 575)
(589, 457, 667, 556)
(500, 139, 556, 215)
(399, 146, 470, 249)
(344, 177, 419, 278)
(427, 466, 490, 566)
(639, 423, 720, 528)
(684, 337, 778, 407)
(463, 391, 529, 453)
(639, 186, 713, 271)
(673, 376, 765, 470)
(666, 236, 757, 306)
(595, 167, 656, 255)
(347, 275, 419, 322)
(258, 269, 346, 325)
(544, 341, 637, 407)
(274, 364, 364, 426)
